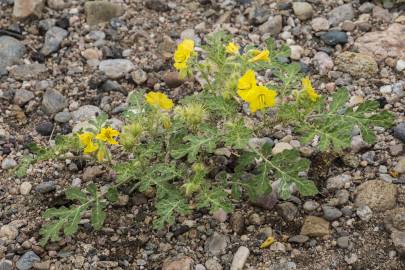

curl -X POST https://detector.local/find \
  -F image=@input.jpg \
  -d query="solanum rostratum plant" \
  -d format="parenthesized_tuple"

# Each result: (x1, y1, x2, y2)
(13, 32, 394, 246)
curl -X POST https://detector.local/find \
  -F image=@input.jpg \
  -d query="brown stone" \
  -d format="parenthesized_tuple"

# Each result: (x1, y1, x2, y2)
(162, 256, 193, 270)
(300, 216, 330, 237)
(84, 1, 124, 25)
(355, 180, 397, 212)
(13, 0, 44, 19)
(354, 24, 405, 61)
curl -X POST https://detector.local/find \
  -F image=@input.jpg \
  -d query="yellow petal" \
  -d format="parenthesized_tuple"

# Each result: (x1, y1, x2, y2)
(174, 61, 188, 71)
(302, 77, 319, 102)
(83, 142, 98, 154)
(246, 86, 277, 112)
(260, 236, 275, 248)
(237, 70, 256, 101)
(173, 39, 194, 71)
(97, 149, 105, 161)
(79, 132, 94, 145)
(249, 49, 270, 62)
(226, 42, 239, 54)
(145, 92, 174, 111)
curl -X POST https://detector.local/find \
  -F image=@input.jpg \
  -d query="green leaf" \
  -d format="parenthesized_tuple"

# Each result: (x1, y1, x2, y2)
(330, 88, 349, 113)
(258, 149, 318, 200)
(86, 183, 97, 196)
(106, 187, 119, 203)
(91, 195, 106, 230)
(298, 88, 394, 151)
(295, 180, 318, 197)
(65, 187, 87, 204)
(171, 134, 218, 162)
(224, 119, 252, 149)
(153, 195, 190, 229)
(40, 204, 89, 246)
(39, 220, 64, 246)
(138, 163, 183, 199)
(14, 156, 34, 178)
(196, 186, 233, 213)
(247, 162, 272, 200)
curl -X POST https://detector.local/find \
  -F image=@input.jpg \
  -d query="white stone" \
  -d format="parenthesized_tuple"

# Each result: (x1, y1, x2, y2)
(396, 60, 405, 72)
(290, 45, 303, 60)
(230, 246, 250, 270)
(99, 59, 134, 79)
(356, 205, 373, 221)
(272, 142, 293, 155)
(0, 225, 18, 240)
(20, 182, 32, 195)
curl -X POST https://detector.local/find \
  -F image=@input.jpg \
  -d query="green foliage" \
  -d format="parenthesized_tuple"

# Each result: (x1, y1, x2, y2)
(14, 135, 80, 178)
(17, 32, 396, 245)
(296, 88, 395, 151)
(39, 184, 111, 246)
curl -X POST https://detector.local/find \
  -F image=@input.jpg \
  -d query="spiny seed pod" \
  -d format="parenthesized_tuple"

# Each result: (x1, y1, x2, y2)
(119, 123, 143, 150)
(162, 115, 172, 129)
(174, 103, 207, 127)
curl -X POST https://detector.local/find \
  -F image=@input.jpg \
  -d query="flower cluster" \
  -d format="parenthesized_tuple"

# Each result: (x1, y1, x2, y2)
(237, 70, 277, 113)
(145, 91, 174, 111)
(301, 76, 319, 102)
(79, 127, 119, 161)
(173, 39, 195, 72)
(225, 42, 239, 55)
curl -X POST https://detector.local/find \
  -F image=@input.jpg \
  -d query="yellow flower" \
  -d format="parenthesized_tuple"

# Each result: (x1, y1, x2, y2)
(245, 85, 277, 113)
(145, 91, 174, 111)
(174, 39, 195, 71)
(97, 148, 105, 161)
(237, 70, 256, 101)
(249, 49, 270, 62)
(79, 132, 99, 154)
(174, 61, 188, 71)
(95, 127, 120, 145)
(225, 42, 239, 54)
(302, 76, 319, 102)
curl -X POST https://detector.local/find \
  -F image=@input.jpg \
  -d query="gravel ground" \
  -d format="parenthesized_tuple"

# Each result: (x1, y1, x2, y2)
(1, 0, 405, 269)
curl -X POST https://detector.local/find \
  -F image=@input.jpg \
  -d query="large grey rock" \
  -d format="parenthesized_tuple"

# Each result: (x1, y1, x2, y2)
(320, 31, 348, 46)
(85, 1, 124, 25)
(14, 89, 35, 106)
(10, 64, 47, 80)
(335, 52, 378, 78)
(99, 59, 134, 79)
(13, 0, 44, 19)
(355, 180, 397, 212)
(16, 251, 40, 270)
(35, 181, 56, 193)
(355, 24, 405, 61)
(0, 260, 13, 270)
(328, 4, 354, 26)
(300, 216, 330, 237)
(40, 26, 68, 56)
(0, 36, 26, 76)
(258, 15, 283, 36)
(42, 89, 67, 114)
(71, 105, 102, 122)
